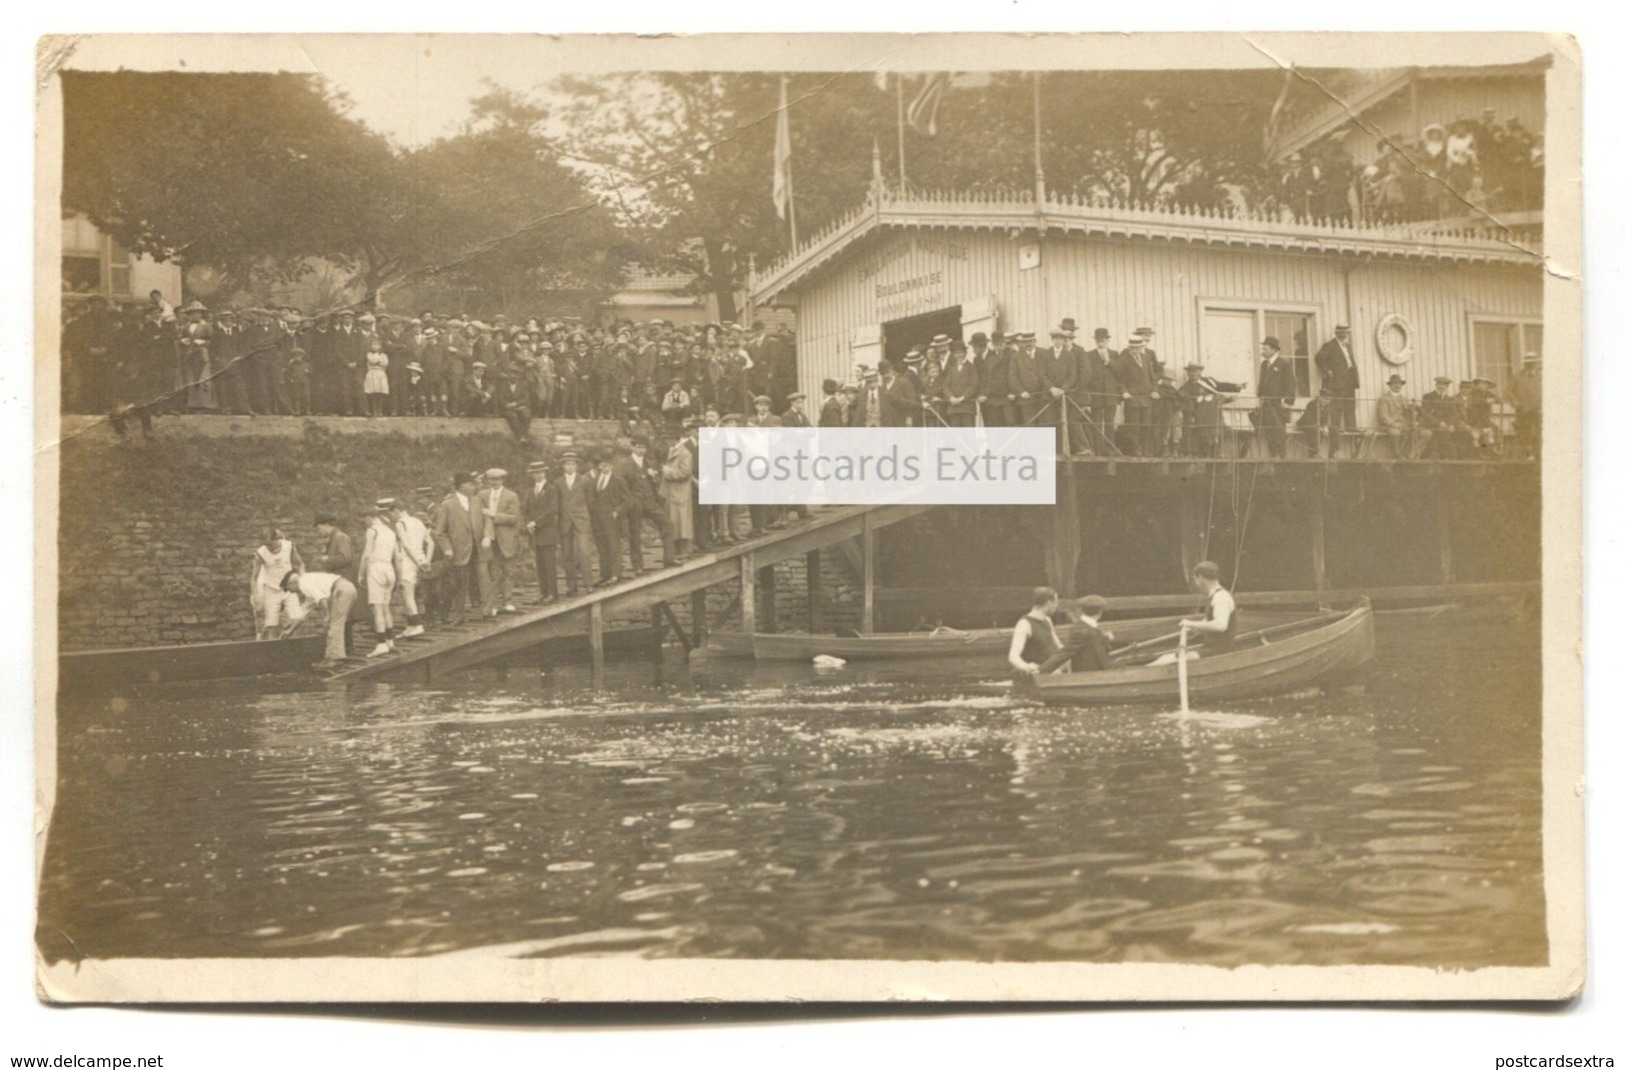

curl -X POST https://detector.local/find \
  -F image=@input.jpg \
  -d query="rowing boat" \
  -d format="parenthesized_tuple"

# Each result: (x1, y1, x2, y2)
(706, 611, 1303, 662)
(1014, 602, 1376, 706)
(59, 635, 327, 692)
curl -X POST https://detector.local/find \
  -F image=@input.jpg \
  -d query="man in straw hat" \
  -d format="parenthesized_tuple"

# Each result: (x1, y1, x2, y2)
(523, 459, 562, 604)
(478, 468, 522, 616)
(555, 450, 595, 597)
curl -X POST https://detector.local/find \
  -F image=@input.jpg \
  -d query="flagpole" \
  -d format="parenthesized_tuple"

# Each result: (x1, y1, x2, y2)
(1033, 71, 1046, 205)
(896, 76, 908, 191)
(787, 148, 798, 249)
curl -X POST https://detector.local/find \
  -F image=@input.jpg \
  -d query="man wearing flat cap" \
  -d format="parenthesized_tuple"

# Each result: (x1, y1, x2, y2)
(479, 467, 522, 616)
(1313, 324, 1361, 457)
(1420, 376, 1470, 459)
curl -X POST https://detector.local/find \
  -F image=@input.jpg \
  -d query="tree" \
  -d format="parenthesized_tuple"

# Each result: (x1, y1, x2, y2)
(551, 69, 1295, 314)
(397, 86, 631, 318)
(62, 71, 413, 296)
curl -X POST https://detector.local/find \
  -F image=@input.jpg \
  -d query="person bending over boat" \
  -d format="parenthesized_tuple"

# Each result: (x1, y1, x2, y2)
(280, 570, 358, 670)
(1008, 586, 1063, 678)
(1036, 594, 1114, 674)
(1179, 561, 1238, 656)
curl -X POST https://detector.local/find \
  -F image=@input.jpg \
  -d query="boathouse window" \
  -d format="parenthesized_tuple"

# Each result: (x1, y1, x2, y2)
(1471, 318, 1542, 393)
(1198, 300, 1321, 402)
(1264, 311, 1315, 397)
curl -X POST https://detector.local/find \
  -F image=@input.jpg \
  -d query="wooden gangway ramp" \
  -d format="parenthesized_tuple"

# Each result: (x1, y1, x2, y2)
(324, 500, 937, 684)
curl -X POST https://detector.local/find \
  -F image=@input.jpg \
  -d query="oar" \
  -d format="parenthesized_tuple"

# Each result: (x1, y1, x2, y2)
(1177, 624, 1192, 716)
(1110, 628, 1186, 658)
(1113, 608, 1350, 666)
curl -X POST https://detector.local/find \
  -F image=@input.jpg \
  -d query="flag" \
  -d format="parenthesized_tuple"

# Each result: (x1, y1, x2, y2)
(1262, 65, 1296, 157)
(906, 73, 947, 137)
(772, 76, 792, 220)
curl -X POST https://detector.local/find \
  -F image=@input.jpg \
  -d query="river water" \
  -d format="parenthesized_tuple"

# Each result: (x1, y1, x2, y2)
(38, 615, 1546, 967)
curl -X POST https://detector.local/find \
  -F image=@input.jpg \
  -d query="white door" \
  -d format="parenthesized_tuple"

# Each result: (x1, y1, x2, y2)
(1202, 309, 1259, 425)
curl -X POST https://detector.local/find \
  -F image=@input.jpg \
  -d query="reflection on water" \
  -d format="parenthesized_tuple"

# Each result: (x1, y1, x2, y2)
(39, 618, 1545, 966)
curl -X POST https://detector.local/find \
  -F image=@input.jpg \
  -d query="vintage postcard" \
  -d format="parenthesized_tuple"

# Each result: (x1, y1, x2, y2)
(33, 31, 1583, 1003)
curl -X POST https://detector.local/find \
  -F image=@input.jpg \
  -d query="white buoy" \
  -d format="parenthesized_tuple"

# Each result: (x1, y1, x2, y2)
(812, 654, 847, 669)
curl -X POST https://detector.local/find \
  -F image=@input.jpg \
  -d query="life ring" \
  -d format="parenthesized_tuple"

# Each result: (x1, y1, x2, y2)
(1375, 312, 1414, 366)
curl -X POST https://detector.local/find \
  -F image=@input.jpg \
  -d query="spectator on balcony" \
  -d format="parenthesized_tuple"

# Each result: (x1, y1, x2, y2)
(1420, 376, 1473, 459)
(1314, 325, 1361, 458)
(1256, 336, 1297, 459)
(1376, 373, 1430, 460)
(1510, 354, 1542, 460)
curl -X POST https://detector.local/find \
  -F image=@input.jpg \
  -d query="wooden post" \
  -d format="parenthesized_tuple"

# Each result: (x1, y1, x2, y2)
(651, 604, 666, 656)
(1437, 487, 1455, 585)
(861, 513, 876, 634)
(740, 553, 757, 635)
(806, 549, 823, 633)
(589, 601, 605, 688)
(760, 564, 778, 633)
(1309, 491, 1327, 592)
(690, 589, 707, 646)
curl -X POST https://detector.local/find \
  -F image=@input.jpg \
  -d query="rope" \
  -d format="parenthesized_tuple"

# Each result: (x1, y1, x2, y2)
(1231, 460, 1261, 592)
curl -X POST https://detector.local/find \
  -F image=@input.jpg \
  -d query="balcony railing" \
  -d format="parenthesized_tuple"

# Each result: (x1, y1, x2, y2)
(754, 187, 1543, 299)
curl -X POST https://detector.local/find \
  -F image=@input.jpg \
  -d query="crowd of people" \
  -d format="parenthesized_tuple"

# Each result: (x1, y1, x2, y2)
(247, 410, 818, 667)
(1267, 110, 1544, 225)
(819, 322, 1542, 462)
(60, 290, 800, 442)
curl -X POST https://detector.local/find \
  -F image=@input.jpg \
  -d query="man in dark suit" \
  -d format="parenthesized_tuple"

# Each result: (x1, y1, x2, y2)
(555, 451, 595, 595)
(1314, 324, 1361, 457)
(878, 361, 922, 428)
(430, 471, 486, 625)
(1006, 332, 1045, 426)
(972, 331, 1012, 427)
(1112, 332, 1157, 456)
(1036, 595, 1116, 674)
(1083, 327, 1120, 455)
(587, 451, 629, 587)
(333, 309, 367, 417)
(1036, 326, 1076, 451)
(851, 371, 880, 427)
(523, 460, 562, 603)
(616, 436, 676, 575)
(1256, 336, 1298, 459)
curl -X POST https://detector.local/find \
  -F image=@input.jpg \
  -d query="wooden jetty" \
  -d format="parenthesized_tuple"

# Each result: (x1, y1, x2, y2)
(323, 500, 937, 684)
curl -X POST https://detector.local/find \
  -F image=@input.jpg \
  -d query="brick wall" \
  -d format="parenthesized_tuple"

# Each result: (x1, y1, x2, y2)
(55, 416, 862, 650)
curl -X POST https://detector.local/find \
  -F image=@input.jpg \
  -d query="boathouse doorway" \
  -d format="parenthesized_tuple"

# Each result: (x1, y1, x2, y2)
(882, 305, 962, 368)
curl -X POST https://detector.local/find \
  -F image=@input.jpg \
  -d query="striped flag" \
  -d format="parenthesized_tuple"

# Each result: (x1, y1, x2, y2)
(906, 73, 947, 137)
(772, 76, 792, 220)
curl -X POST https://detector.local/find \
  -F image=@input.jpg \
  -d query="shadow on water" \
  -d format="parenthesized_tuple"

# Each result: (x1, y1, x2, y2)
(39, 617, 1545, 969)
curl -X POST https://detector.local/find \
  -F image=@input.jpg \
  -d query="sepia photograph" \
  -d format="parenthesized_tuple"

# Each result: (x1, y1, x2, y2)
(31, 30, 1583, 1006)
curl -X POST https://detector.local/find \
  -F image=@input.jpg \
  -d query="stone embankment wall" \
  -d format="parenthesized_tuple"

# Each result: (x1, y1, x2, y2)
(53, 415, 862, 651)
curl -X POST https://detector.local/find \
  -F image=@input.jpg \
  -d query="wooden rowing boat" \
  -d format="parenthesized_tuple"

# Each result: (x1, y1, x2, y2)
(706, 611, 1304, 662)
(59, 635, 328, 691)
(1015, 602, 1376, 706)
